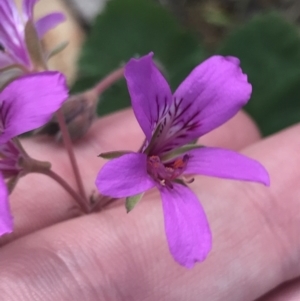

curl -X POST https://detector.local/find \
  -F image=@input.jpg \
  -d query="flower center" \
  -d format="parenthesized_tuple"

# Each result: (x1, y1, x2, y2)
(147, 154, 189, 188)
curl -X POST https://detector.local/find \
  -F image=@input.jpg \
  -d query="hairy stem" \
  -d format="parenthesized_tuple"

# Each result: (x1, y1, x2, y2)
(37, 168, 89, 213)
(56, 109, 87, 201)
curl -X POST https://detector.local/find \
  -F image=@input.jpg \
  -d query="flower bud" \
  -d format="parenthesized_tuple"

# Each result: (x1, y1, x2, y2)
(35, 91, 98, 141)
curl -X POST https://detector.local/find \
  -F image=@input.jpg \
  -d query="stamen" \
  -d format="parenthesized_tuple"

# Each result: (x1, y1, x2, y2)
(147, 154, 190, 188)
(183, 176, 195, 184)
(160, 179, 166, 186)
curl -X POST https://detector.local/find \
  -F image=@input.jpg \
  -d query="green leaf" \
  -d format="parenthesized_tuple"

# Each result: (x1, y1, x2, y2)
(47, 41, 69, 60)
(72, 0, 205, 116)
(218, 13, 300, 135)
(126, 193, 144, 213)
(98, 150, 131, 159)
(173, 178, 188, 187)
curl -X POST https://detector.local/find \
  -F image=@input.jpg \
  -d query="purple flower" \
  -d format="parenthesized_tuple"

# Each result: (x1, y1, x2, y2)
(0, 71, 68, 144)
(96, 53, 270, 268)
(0, 71, 68, 236)
(0, 140, 23, 179)
(0, 0, 65, 70)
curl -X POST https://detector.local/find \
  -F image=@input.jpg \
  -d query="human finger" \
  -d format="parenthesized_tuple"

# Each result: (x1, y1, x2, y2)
(257, 278, 300, 301)
(0, 123, 299, 300)
(0, 109, 260, 245)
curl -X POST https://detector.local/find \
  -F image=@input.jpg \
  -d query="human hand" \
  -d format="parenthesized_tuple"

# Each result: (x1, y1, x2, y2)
(0, 109, 299, 301)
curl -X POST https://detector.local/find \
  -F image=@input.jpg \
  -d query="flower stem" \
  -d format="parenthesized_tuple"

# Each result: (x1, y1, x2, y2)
(56, 109, 87, 201)
(12, 137, 30, 158)
(13, 138, 89, 213)
(50, 67, 124, 208)
(90, 66, 124, 97)
(90, 194, 118, 212)
(37, 168, 89, 213)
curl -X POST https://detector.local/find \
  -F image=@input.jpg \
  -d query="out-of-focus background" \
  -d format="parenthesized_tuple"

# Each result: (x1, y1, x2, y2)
(31, 0, 300, 136)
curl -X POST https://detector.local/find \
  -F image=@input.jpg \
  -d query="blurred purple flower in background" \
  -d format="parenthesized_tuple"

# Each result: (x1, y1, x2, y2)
(0, 0, 65, 70)
(96, 53, 270, 268)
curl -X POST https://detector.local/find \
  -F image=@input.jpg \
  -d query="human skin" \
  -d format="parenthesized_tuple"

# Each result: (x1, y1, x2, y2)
(0, 108, 299, 301)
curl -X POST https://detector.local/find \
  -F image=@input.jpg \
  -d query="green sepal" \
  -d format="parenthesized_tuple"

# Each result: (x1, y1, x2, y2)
(47, 41, 69, 60)
(126, 192, 144, 213)
(25, 20, 47, 71)
(98, 150, 132, 159)
(173, 179, 188, 187)
(0, 64, 26, 73)
(161, 144, 204, 162)
(7, 175, 21, 194)
(143, 123, 162, 155)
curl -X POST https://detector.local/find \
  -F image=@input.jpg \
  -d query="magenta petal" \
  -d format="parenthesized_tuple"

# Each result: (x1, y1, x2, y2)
(0, 173, 13, 236)
(0, 71, 68, 143)
(23, 0, 38, 20)
(0, 141, 21, 178)
(124, 53, 172, 141)
(185, 147, 270, 186)
(0, 0, 21, 31)
(0, 0, 29, 67)
(168, 56, 252, 147)
(0, 51, 13, 68)
(160, 184, 211, 268)
(35, 12, 66, 39)
(96, 153, 155, 198)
